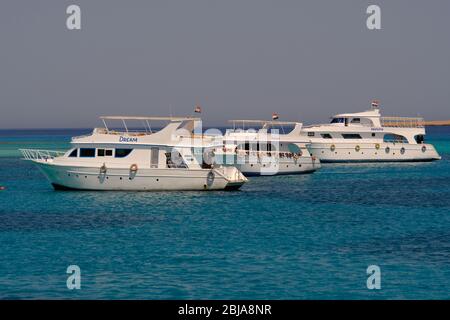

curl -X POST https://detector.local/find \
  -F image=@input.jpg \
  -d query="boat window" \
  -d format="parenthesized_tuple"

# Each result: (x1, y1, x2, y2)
(238, 142, 251, 151)
(68, 149, 78, 157)
(80, 148, 96, 157)
(259, 143, 276, 152)
(115, 148, 133, 158)
(321, 133, 332, 139)
(415, 135, 424, 144)
(330, 118, 345, 124)
(97, 149, 113, 157)
(342, 134, 362, 139)
(384, 134, 408, 143)
(165, 152, 187, 168)
(351, 118, 361, 124)
(307, 132, 315, 137)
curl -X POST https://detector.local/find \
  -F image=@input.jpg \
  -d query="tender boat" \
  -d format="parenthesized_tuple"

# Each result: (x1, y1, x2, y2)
(20, 116, 248, 191)
(215, 120, 321, 176)
(301, 102, 441, 162)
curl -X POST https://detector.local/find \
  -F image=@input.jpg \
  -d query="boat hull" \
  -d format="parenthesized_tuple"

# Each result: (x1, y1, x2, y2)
(309, 142, 441, 163)
(235, 158, 321, 176)
(34, 162, 246, 191)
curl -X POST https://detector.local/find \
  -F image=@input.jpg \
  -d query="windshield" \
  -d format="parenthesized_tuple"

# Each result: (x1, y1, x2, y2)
(330, 117, 345, 124)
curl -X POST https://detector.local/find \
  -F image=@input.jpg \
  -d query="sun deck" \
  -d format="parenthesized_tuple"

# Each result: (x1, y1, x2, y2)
(380, 117, 424, 128)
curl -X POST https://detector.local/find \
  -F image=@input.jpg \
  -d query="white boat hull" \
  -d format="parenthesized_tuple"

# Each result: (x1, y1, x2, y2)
(309, 142, 441, 163)
(235, 157, 321, 176)
(34, 162, 247, 191)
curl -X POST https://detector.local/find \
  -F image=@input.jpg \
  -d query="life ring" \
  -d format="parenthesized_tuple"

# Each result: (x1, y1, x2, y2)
(400, 147, 405, 155)
(130, 164, 138, 172)
(421, 145, 427, 153)
(385, 146, 390, 154)
(375, 143, 380, 150)
(330, 144, 336, 152)
(355, 145, 361, 152)
(100, 163, 107, 174)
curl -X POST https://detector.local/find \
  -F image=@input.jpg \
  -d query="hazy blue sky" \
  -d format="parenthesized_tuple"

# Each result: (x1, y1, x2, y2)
(0, 0, 449, 128)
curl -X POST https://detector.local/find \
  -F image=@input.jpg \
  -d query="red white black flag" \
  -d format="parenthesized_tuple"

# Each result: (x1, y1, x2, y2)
(272, 113, 279, 120)
(194, 105, 202, 113)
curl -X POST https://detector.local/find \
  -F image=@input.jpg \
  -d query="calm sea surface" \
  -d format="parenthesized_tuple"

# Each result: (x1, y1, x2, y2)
(0, 127, 449, 299)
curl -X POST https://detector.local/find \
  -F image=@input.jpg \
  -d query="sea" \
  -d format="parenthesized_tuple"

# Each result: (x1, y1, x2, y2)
(0, 127, 449, 299)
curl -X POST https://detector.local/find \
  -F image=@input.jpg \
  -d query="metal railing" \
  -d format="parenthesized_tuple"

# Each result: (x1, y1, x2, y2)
(381, 117, 424, 128)
(20, 149, 66, 161)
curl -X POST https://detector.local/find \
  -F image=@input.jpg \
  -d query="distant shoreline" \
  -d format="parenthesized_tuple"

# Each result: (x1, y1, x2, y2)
(424, 120, 450, 126)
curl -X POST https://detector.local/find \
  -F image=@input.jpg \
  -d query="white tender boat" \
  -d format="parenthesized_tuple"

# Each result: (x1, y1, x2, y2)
(216, 120, 321, 176)
(20, 116, 247, 191)
(301, 103, 441, 162)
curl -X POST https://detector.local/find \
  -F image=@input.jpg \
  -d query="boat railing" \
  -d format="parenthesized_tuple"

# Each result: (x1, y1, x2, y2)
(233, 149, 303, 158)
(19, 149, 66, 161)
(381, 117, 424, 128)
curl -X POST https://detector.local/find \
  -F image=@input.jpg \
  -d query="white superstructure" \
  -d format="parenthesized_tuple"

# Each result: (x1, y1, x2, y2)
(216, 120, 321, 175)
(20, 116, 247, 191)
(301, 105, 441, 162)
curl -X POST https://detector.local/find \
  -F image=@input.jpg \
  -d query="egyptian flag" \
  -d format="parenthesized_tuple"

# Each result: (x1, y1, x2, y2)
(194, 105, 202, 113)
(272, 113, 279, 120)
(371, 100, 380, 108)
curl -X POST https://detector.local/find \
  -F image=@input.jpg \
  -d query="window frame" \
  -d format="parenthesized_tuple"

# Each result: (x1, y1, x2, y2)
(68, 149, 78, 158)
(115, 148, 133, 158)
(79, 148, 96, 158)
(342, 134, 363, 139)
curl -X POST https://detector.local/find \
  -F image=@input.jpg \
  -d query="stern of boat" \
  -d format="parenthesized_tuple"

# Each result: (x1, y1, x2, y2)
(214, 166, 248, 190)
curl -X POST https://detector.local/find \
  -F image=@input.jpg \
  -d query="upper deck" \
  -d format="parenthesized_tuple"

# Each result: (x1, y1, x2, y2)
(70, 116, 221, 148)
(380, 117, 424, 128)
(225, 119, 308, 143)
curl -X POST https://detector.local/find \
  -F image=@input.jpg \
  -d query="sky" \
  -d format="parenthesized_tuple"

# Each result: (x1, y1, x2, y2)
(0, 0, 449, 128)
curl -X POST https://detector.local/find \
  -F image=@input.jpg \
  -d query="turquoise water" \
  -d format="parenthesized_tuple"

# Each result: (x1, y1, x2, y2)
(0, 127, 450, 299)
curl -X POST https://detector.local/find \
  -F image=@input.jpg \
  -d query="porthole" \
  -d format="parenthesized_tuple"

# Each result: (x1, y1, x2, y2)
(422, 146, 427, 153)
(400, 147, 405, 155)
(385, 147, 390, 154)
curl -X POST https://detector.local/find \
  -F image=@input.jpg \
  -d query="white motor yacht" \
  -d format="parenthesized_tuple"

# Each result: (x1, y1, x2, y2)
(216, 120, 321, 176)
(301, 102, 441, 162)
(20, 116, 248, 191)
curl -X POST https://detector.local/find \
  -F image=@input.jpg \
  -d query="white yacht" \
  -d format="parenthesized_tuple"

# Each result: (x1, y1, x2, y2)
(20, 116, 247, 191)
(301, 103, 441, 162)
(216, 120, 321, 175)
